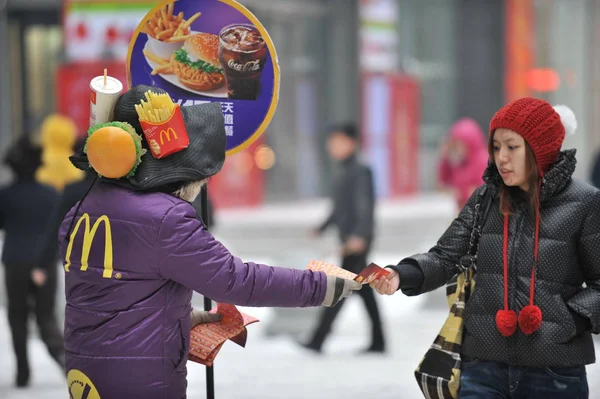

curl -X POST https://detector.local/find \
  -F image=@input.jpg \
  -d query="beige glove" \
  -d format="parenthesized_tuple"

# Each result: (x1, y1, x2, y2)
(190, 308, 222, 328)
(321, 276, 362, 307)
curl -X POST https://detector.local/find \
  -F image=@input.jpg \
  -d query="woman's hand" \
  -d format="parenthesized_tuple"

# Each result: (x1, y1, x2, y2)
(344, 236, 367, 255)
(31, 269, 47, 287)
(190, 308, 222, 328)
(370, 269, 400, 295)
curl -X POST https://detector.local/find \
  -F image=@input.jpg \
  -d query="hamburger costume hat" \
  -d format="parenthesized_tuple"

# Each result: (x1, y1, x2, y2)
(70, 84, 226, 190)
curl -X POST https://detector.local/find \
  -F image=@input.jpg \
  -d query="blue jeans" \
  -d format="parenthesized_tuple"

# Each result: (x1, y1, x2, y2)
(459, 358, 589, 399)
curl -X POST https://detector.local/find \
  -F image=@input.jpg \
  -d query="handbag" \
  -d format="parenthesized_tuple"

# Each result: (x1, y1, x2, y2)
(414, 187, 492, 399)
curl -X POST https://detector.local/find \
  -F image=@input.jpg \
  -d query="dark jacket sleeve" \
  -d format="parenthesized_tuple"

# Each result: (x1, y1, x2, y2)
(36, 190, 66, 270)
(350, 165, 375, 239)
(567, 190, 600, 334)
(389, 261, 424, 296)
(392, 186, 482, 295)
(37, 186, 81, 271)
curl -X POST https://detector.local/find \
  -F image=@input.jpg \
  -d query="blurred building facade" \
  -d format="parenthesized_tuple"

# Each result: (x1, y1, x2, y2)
(1, 0, 599, 205)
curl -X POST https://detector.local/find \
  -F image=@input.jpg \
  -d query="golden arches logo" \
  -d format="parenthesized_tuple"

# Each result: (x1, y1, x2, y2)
(159, 127, 178, 144)
(64, 213, 113, 279)
(67, 369, 101, 399)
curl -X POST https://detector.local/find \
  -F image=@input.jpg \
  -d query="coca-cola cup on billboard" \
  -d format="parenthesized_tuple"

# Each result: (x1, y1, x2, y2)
(219, 24, 267, 100)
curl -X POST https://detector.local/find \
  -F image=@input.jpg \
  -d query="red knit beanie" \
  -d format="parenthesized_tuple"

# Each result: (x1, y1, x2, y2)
(489, 97, 574, 176)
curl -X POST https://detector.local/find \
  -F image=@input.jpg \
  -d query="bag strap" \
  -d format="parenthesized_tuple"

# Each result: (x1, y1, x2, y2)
(459, 186, 493, 273)
(471, 186, 493, 257)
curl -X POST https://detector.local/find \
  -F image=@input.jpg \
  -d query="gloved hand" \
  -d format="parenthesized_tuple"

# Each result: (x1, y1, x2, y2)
(190, 308, 223, 328)
(321, 276, 362, 307)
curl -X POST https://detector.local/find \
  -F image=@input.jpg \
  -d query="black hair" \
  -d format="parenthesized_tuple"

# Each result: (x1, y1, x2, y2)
(328, 123, 359, 141)
(4, 136, 42, 180)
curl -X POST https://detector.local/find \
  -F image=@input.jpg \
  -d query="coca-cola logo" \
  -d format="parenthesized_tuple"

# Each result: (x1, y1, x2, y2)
(228, 59, 261, 72)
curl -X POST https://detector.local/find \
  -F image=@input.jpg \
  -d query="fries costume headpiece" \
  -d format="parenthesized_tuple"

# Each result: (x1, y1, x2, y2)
(70, 84, 226, 191)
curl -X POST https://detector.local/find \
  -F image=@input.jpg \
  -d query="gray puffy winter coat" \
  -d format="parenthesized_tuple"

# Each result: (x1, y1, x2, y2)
(402, 150, 600, 367)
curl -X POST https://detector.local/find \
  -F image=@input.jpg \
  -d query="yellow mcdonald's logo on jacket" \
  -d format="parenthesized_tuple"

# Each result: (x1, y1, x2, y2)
(159, 127, 178, 145)
(64, 213, 113, 279)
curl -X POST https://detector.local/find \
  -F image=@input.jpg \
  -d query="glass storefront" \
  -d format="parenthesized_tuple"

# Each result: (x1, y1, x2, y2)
(4, 9, 61, 138)
(532, 0, 592, 180)
(249, 1, 354, 202)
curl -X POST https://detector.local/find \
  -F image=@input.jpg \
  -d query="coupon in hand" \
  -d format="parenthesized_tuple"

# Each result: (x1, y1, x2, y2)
(188, 303, 259, 367)
(307, 260, 390, 285)
(354, 263, 391, 284)
(306, 260, 357, 280)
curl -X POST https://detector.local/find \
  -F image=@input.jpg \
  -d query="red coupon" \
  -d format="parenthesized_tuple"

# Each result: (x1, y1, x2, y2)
(354, 263, 391, 284)
(307, 260, 390, 285)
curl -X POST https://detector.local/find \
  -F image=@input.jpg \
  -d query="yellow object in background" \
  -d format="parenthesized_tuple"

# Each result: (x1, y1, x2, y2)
(35, 114, 84, 191)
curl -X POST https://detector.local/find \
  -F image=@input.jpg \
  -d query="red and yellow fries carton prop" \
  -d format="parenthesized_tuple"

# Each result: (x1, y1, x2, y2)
(135, 91, 190, 159)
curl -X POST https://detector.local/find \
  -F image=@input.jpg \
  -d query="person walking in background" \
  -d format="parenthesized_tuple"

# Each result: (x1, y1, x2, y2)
(373, 99, 594, 398)
(302, 123, 385, 354)
(0, 136, 65, 388)
(437, 118, 489, 209)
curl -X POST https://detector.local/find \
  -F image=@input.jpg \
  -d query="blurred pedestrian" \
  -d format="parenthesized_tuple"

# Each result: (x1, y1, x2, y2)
(0, 136, 65, 388)
(61, 85, 361, 398)
(303, 123, 385, 354)
(437, 118, 489, 209)
(373, 99, 594, 398)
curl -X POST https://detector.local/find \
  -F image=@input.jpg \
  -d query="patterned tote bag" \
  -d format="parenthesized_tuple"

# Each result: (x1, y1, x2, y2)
(414, 187, 492, 399)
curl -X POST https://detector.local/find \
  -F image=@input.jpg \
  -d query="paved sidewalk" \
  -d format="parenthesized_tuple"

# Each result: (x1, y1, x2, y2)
(2, 293, 600, 399)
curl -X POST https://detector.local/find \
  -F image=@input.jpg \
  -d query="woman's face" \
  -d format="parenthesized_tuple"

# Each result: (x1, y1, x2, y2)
(447, 140, 467, 165)
(327, 132, 356, 161)
(492, 128, 529, 191)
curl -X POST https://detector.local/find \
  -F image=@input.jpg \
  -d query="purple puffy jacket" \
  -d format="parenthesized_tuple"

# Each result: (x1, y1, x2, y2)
(59, 182, 327, 398)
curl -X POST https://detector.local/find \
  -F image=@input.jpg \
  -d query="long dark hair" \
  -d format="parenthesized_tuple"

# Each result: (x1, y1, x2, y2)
(488, 133, 540, 218)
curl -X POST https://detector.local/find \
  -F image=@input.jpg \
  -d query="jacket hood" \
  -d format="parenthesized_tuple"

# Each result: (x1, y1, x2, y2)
(483, 149, 577, 201)
(449, 118, 487, 155)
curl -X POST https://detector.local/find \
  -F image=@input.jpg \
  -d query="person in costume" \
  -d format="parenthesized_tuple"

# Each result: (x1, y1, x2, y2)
(60, 85, 361, 399)
(35, 114, 84, 191)
(0, 136, 65, 388)
(372, 98, 596, 398)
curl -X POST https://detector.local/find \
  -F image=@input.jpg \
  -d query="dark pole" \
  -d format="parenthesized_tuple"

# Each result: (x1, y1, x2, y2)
(200, 184, 215, 399)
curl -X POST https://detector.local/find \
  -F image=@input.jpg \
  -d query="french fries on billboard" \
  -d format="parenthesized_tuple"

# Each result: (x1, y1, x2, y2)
(142, 2, 201, 43)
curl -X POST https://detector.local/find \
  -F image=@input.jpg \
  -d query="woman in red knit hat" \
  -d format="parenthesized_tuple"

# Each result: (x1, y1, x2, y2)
(372, 98, 596, 398)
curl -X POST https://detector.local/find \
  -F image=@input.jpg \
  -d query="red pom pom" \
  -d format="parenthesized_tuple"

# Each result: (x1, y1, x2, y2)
(496, 309, 518, 337)
(518, 305, 542, 335)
